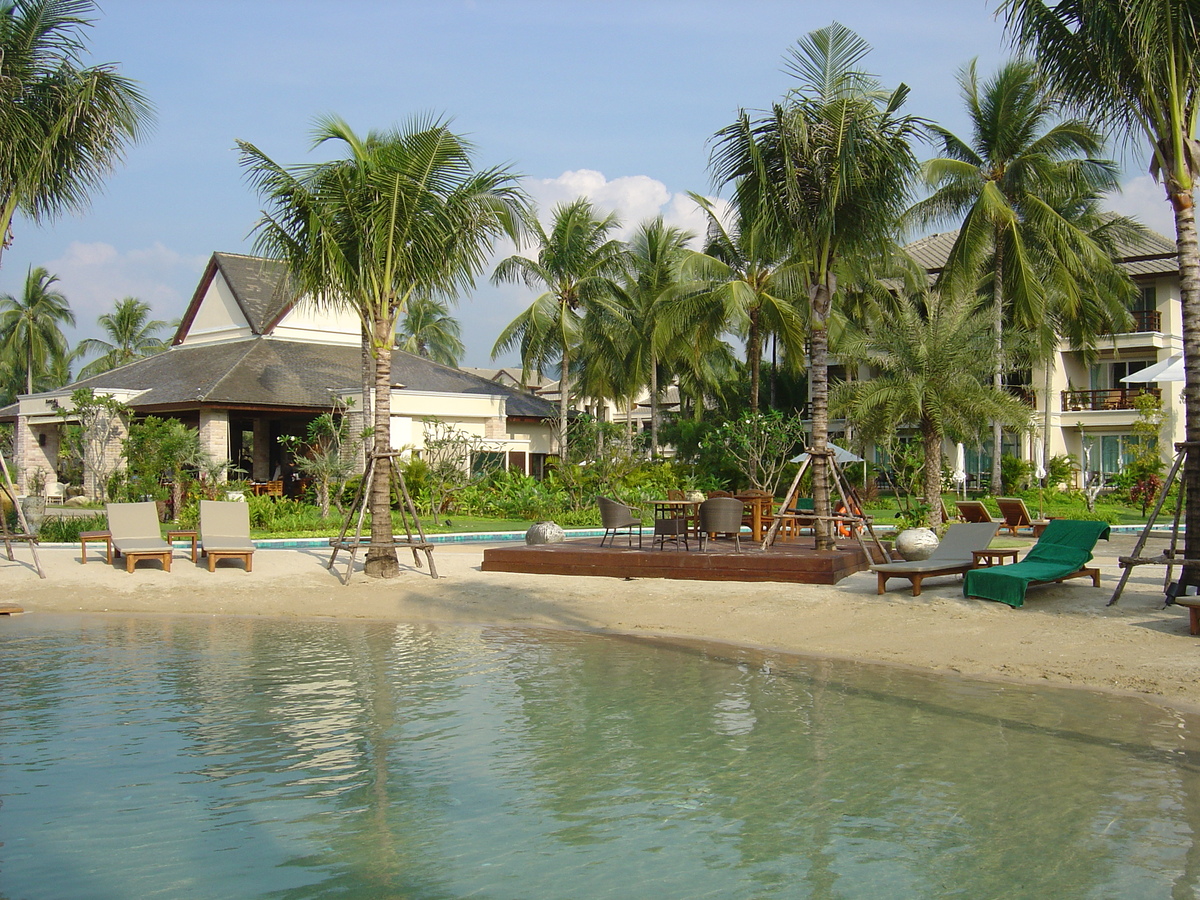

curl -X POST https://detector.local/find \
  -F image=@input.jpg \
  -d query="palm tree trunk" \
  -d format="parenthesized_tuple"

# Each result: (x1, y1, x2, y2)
(365, 317, 399, 578)
(923, 419, 943, 527)
(1042, 355, 1053, 489)
(810, 280, 834, 551)
(991, 242, 1005, 493)
(1172, 193, 1200, 577)
(558, 347, 570, 461)
(747, 313, 762, 411)
(361, 326, 373, 471)
(649, 355, 659, 459)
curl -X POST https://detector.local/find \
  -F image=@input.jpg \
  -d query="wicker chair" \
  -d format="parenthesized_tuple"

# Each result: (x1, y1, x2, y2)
(598, 496, 642, 548)
(699, 497, 745, 552)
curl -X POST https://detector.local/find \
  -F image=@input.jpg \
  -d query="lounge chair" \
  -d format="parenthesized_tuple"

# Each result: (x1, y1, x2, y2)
(963, 519, 1111, 608)
(598, 496, 642, 548)
(199, 499, 255, 572)
(699, 497, 745, 552)
(956, 500, 999, 524)
(871, 522, 1000, 596)
(105, 501, 173, 573)
(995, 497, 1050, 536)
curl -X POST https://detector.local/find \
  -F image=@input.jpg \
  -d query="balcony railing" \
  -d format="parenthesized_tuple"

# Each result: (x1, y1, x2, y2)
(1061, 387, 1161, 411)
(1111, 309, 1162, 333)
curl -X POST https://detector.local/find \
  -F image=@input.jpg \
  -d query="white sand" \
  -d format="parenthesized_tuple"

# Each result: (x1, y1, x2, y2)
(3, 534, 1198, 714)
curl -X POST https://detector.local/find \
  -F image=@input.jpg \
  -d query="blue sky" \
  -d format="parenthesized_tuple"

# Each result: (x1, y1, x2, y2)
(0, 0, 1176, 368)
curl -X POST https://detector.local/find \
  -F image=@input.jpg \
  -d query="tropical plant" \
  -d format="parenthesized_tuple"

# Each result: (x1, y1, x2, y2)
(76, 297, 170, 378)
(121, 414, 203, 518)
(607, 216, 694, 457)
(909, 57, 1132, 490)
(419, 419, 503, 525)
(669, 194, 806, 412)
(492, 197, 627, 460)
(831, 290, 1030, 526)
(997, 0, 1200, 571)
(239, 114, 525, 577)
(700, 409, 807, 495)
(54, 388, 127, 501)
(710, 22, 924, 548)
(0, 265, 74, 395)
(278, 409, 360, 519)
(396, 295, 464, 366)
(0, 0, 152, 267)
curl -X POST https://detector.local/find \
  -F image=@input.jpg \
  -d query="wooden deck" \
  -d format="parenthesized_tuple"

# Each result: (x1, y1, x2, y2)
(482, 537, 872, 584)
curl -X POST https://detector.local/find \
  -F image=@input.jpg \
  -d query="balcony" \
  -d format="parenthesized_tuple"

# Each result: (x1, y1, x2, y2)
(1108, 309, 1162, 334)
(1061, 387, 1161, 412)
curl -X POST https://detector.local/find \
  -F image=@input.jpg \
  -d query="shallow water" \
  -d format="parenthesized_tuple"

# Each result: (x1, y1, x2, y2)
(1, 614, 1198, 899)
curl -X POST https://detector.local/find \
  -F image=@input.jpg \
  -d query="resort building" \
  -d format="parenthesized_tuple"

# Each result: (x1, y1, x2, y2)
(7, 252, 558, 495)
(904, 228, 1182, 486)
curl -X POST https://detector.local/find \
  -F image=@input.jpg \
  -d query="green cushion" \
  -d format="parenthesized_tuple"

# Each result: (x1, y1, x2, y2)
(963, 520, 1110, 608)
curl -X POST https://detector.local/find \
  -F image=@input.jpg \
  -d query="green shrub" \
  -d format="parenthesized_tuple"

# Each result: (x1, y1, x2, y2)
(39, 513, 109, 542)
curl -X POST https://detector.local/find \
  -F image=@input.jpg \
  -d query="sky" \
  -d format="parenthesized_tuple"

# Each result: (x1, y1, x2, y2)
(0, 0, 1179, 370)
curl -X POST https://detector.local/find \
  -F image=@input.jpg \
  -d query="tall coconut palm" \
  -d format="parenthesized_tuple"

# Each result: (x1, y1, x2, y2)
(76, 296, 169, 378)
(614, 217, 694, 457)
(396, 295, 464, 367)
(492, 198, 627, 459)
(998, 0, 1200, 583)
(669, 194, 806, 413)
(0, 265, 74, 394)
(240, 115, 525, 578)
(832, 290, 1031, 524)
(0, 0, 152, 267)
(711, 22, 923, 549)
(909, 58, 1126, 490)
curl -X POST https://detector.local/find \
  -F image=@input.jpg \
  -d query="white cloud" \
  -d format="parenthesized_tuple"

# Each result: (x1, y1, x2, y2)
(44, 242, 208, 339)
(521, 169, 717, 244)
(1106, 174, 1176, 238)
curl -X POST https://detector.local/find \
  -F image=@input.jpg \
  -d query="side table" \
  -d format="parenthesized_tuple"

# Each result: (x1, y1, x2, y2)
(168, 530, 199, 563)
(971, 548, 1019, 568)
(80, 530, 112, 565)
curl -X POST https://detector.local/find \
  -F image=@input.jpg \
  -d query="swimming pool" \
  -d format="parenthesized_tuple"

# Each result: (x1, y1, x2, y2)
(2, 614, 1197, 898)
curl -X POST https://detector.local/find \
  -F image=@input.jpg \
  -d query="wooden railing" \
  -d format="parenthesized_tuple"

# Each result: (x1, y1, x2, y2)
(1060, 387, 1161, 411)
(1130, 309, 1162, 332)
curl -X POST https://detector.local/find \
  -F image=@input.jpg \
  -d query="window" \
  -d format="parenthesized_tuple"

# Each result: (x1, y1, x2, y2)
(1084, 434, 1138, 476)
(1090, 360, 1151, 390)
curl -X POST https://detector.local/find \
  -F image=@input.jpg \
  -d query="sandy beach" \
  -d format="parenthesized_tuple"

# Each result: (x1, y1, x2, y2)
(3, 533, 1199, 714)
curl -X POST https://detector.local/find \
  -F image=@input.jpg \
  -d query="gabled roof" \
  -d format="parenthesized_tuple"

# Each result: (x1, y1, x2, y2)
(173, 253, 295, 344)
(905, 227, 1179, 279)
(38, 337, 557, 418)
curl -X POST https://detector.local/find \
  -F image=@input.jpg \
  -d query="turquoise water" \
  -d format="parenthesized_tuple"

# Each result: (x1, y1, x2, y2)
(1, 615, 1198, 899)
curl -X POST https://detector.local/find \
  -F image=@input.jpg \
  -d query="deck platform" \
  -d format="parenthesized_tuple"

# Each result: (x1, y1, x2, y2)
(482, 538, 871, 584)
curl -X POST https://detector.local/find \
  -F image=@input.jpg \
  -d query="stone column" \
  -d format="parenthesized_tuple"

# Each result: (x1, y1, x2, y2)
(199, 409, 230, 481)
(14, 415, 57, 494)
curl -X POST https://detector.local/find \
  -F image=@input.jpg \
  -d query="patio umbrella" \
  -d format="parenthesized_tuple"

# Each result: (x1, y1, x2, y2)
(1120, 354, 1184, 383)
(952, 443, 967, 499)
(1033, 436, 1046, 518)
(791, 443, 864, 465)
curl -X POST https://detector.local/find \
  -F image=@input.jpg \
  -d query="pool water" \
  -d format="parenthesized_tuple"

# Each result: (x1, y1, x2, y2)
(1, 614, 1198, 899)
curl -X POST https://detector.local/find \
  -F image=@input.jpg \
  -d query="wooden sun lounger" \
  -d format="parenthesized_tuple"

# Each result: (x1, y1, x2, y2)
(199, 500, 255, 572)
(105, 501, 174, 573)
(871, 522, 1000, 596)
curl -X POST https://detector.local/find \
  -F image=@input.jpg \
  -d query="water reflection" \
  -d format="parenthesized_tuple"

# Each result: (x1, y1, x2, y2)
(0, 615, 1197, 899)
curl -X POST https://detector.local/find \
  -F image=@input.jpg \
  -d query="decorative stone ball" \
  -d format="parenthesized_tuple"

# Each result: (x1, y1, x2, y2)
(894, 527, 939, 561)
(685, 490, 706, 503)
(526, 521, 566, 545)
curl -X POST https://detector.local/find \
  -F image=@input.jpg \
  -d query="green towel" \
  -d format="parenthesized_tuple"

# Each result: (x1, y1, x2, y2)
(963, 520, 1110, 608)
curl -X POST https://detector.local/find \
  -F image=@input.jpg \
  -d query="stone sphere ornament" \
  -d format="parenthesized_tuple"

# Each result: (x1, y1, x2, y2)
(894, 527, 939, 561)
(526, 521, 566, 545)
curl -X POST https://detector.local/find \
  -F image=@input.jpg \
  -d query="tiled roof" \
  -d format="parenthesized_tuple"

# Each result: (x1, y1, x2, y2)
(53, 338, 557, 417)
(905, 227, 1179, 278)
(212, 252, 294, 333)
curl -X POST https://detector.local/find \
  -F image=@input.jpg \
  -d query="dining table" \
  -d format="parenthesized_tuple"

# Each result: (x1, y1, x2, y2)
(734, 492, 775, 542)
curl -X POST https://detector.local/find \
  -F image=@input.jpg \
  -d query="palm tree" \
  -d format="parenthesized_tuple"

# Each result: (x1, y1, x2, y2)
(832, 290, 1031, 525)
(396, 296, 464, 367)
(492, 198, 627, 459)
(614, 217, 694, 457)
(711, 22, 923, 549)
(240, 115, 525, 578)
(76, 296, 170, 378)
(909, 58, 1126, 490)
(997, 0, 1200, 585)
(0, 265, 74, 394)
(668, 194, 806, 413)
(0, 0, 152, 267)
